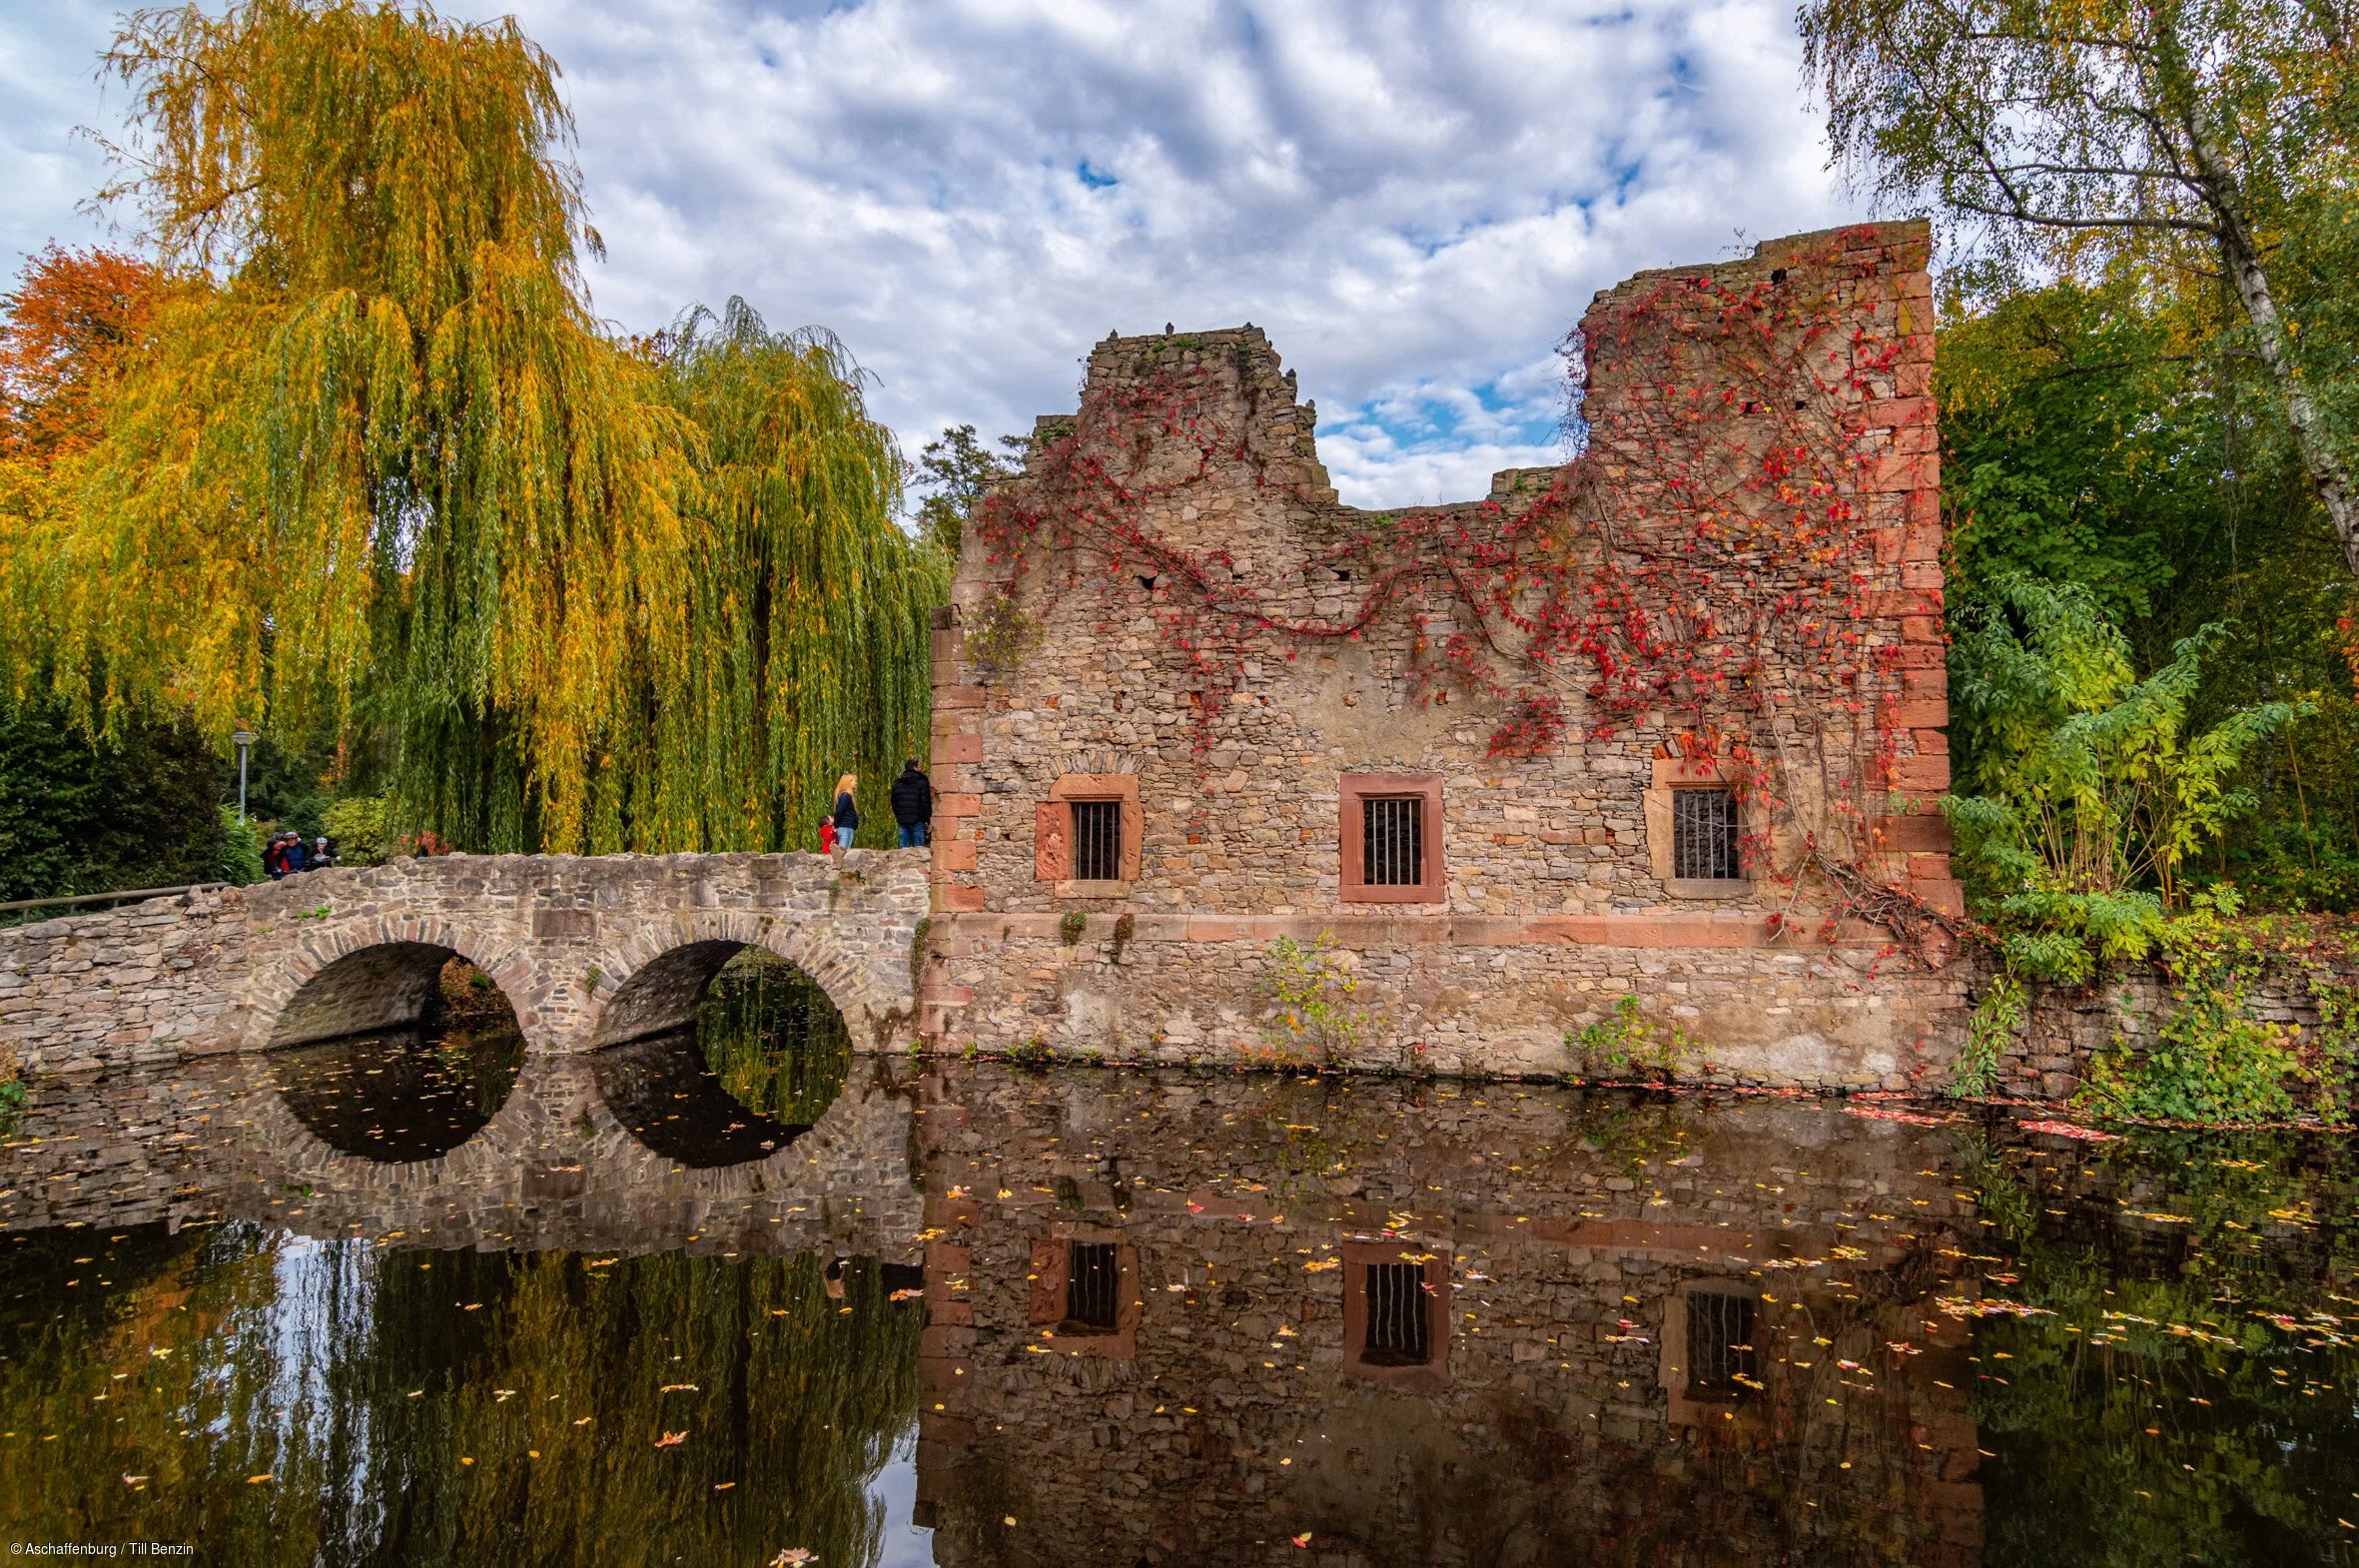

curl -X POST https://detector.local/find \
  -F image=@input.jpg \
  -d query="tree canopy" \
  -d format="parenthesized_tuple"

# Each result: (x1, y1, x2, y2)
(0, 0, 943, 856)
(1802, 0, 2359, 573)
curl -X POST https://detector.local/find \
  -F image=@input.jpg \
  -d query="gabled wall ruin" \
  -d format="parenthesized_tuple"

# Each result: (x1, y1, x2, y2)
(921, 223, 1969, 1088)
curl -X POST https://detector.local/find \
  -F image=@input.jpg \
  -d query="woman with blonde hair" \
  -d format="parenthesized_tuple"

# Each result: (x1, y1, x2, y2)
(831, 773, 860, 851)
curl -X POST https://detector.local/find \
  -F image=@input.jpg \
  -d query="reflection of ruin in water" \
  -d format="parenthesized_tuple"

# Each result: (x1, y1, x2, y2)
(12, 1057, 2359, 1564)
(271, 959, 525, 1162)
(591, 948, 852, 1169)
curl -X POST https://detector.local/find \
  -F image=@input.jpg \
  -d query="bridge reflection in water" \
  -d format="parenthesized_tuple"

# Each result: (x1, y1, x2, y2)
(9, 1066, 2359, 1564)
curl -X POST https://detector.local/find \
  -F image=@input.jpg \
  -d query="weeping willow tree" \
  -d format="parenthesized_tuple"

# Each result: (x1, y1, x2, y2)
(0, 0, 941, 853)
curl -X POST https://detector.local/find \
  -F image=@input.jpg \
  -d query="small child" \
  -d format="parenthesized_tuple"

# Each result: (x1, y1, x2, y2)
(818, 817, 836, 854)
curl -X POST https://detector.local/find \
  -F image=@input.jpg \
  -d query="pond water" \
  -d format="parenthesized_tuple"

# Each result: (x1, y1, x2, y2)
(6, 996, 2359, 1564)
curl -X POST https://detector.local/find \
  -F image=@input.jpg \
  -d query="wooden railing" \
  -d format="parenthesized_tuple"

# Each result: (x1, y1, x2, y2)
(0, 882, 231, 918)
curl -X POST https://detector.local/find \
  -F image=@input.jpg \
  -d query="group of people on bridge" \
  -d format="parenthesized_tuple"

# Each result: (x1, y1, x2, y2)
(820, 759, 933, 853)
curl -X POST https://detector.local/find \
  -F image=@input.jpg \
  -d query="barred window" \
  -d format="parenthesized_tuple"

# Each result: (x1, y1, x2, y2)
(1361, 1261, 1431, 1366)
(1071, 800, 1124, 881)
(1362, 796, 1424, 887)
(1671, 788, 1742, 880)
(1064, 1241, 1120, 1332)
(1684, 1290, 1757, 1398)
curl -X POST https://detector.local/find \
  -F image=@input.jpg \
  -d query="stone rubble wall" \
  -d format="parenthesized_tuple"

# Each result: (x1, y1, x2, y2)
(923, 223, 1969, 1087)
(0, 849, 929, 1074)
(1999, 959, 2358, 1103)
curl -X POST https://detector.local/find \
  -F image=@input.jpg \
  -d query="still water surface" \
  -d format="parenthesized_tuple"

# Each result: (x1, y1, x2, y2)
(5, 991, 2359, 1563)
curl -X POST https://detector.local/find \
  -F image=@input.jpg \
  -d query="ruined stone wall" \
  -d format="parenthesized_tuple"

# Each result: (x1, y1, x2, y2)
(909, 1066, 1984, 1566)
(924, 224, 1968, 1088)
(0, 849, 928, 1073)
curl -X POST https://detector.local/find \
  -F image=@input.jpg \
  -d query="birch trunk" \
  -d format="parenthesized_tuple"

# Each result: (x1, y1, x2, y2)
(2187, 116, 2359, 576)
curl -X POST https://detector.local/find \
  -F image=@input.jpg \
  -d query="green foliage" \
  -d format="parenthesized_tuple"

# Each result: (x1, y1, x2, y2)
(1567, 994, 1693, 1083)
(1058, 910, 1087, 945)
(912, 422, 1024, 555)
(963, 587, 1033, 675)
(216, 804, 266, 885)
(1801, 0, 2359, 561)
(1951, 972, 2025, 1098)
(0, 683, 226, 901)
(319, 792, 390, 865)
(693, 948, 851, 1126)
(2077, 908, 2314, 1123)
(1256, 934, 1364, 1067)
(1946, 575, 2304, 976)
(0, 1049, 22, 1136)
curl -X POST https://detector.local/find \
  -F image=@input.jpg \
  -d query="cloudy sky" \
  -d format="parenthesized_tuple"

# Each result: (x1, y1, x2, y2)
(1, 0, 1866, 508)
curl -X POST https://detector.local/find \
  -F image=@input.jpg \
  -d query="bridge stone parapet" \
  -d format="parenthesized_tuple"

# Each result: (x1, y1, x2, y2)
(0, 849, 929, 1075)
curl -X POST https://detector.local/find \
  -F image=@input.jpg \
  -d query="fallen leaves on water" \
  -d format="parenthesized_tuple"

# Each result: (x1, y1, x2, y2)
(1303, 1257, 1339, 1271)
(246, 1474, 274, 1484)
(769, 1551, 815, 1567)
(660, 1383, 699, 1394)
(888, 1288, 924, 1301)
(1291, 1534, 1313, 1548)
(2018, 1120, 2119, 1143)
(655, 1431, 687, 1448)
(1846, 1106, 1949, 1127)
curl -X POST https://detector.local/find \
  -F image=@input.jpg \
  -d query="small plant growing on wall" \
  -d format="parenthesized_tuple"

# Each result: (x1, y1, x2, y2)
(965, 587, 1035, 674)
(1568, 995, 1694, 1084)
(1059, 911, 1087, 945)
(1257, 934, 1364, 1069)
(1949, 973, 2025, 1099)
(1009, 1034, 1056, 1070)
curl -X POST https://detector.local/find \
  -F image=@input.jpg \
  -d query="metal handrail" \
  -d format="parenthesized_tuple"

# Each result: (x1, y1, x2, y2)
(0, 882, 231, 917)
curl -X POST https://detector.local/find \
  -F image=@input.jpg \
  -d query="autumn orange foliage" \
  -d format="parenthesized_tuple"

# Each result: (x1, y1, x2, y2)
(0, 246, 162, 464)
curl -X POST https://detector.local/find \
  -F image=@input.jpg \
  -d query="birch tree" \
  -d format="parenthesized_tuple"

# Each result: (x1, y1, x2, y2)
(1801, 0, 2359, 573)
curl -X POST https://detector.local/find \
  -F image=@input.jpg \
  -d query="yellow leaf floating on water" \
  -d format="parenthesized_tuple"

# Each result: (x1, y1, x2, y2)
(660, 1383, 699, 1394)
(246, 1474, 273, 1485)
(655, 1431, 687, 1448)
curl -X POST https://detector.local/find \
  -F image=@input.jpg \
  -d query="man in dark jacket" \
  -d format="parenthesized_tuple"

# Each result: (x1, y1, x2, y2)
(890, 759, 933, 848)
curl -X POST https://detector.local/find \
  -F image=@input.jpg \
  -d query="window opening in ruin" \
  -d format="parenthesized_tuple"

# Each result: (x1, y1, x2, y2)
(1071, 800, 1124, 881)
(1362, 797, 1424, 887)
(1685, 1290, 1757, 1398)
(1362, 1261, 1431, 1365)
(1064, 1240, 1121, 1332)
(1671, 788, 1742, 881)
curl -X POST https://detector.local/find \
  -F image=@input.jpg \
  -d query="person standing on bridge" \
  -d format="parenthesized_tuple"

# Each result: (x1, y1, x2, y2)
(890, 758, 932, 848)
(831, 773, 860, 851)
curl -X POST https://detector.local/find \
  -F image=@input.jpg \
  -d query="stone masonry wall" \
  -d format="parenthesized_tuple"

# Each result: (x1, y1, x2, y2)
(0, 849, 928, 1073)
(922, 223, 1969, 1089)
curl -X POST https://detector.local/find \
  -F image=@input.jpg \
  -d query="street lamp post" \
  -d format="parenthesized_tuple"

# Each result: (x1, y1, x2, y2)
(232, 730, 254, 821)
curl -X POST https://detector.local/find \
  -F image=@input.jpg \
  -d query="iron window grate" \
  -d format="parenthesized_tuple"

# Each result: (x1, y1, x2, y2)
(1362, 797, 1424, 887)
(1071, 800, 1123, 881)
(1362, 1261, 1431, 1365)
(1671, 787, 1742, 880)
(1065, 1241, 1120, 1331)
(1685, 1290, 1757, 1398)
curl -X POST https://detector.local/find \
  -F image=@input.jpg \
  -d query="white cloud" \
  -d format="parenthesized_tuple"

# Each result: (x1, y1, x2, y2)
(0, 0, 1863, 508)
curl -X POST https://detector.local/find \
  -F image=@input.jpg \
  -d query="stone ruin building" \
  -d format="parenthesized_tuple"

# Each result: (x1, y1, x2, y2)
(921, 222, 1968, 1089)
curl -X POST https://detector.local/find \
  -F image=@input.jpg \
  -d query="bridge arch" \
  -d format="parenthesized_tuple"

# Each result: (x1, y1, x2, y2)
(250, 914, 542, 1052)
(582, 910, 889, 1052)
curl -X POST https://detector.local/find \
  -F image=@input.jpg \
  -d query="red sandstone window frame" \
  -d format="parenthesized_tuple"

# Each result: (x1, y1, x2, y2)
(1337, 773, 1444, 904)
(1035, 773, 1142, 890)
(1027, 1223, 1140, 1359)
(1340, 1239, 1451, 1387)
(1644, 756, 1753, 895)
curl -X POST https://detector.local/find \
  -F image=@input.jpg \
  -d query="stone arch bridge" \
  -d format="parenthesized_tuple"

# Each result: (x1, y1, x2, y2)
(0, 849, 930, 1075)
